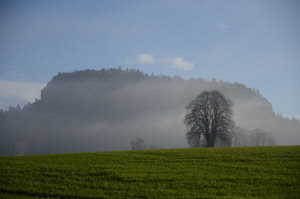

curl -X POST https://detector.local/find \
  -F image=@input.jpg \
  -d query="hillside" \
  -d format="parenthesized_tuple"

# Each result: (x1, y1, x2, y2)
(0, 146, 299, 198)
(0, 68, 299, 156)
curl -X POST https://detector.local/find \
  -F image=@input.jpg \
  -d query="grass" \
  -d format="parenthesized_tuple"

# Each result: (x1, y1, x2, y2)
(0, 146, 299, 199)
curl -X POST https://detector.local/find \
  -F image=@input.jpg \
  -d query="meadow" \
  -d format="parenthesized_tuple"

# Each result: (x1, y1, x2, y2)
(0, 146, 299, 198)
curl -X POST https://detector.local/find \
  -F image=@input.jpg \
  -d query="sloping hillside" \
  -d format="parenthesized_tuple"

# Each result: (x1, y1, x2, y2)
(0, 68, 299, 155)
(0, 146, 299, 198)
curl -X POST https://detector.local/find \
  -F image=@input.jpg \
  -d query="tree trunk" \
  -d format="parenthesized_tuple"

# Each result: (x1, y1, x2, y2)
(206, 131, 216, 147)
(207, 139, 215, 147)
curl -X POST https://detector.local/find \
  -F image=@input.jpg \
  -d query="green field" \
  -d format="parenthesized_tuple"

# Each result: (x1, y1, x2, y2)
(0, 146, 299, 199)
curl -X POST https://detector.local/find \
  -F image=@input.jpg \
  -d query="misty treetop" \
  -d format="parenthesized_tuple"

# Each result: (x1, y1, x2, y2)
(0, 68, 299, 156)
(184, 90, 234, 148)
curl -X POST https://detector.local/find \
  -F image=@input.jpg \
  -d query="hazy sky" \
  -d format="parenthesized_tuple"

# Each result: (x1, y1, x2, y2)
(0, 0, 299, 119)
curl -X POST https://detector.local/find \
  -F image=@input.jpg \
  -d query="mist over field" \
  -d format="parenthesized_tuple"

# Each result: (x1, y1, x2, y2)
(0, 68, 299, 156)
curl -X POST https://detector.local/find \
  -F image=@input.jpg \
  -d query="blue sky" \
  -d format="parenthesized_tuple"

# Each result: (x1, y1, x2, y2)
(0, 0, 299, 119)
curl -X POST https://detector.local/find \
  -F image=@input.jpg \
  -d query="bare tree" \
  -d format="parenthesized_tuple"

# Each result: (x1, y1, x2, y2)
(131, 136, 147, 150)
(251, 129, 268, 146)
(232, 127, 278, 147)
(232, 126, 250, 147)
(15, 140, 29, 156)
(184, 90, 234, 147)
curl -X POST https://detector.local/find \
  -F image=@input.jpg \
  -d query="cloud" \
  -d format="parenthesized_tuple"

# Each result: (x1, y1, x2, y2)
(137, 53, 154, 64)
(168, 57, 194, 71)
(0, 81, 46, 108)
(216, 23, 228, 31)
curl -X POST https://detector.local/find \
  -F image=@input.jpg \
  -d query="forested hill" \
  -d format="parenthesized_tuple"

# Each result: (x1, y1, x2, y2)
(1, 68, 299, 156)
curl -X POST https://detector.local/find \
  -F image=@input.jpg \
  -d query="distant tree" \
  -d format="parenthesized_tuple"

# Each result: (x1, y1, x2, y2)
(149, 145, 158, 150)
(184, 90, 234, 147)
(232, 127, 251, 147)
(250, 129, 268, 146)
(131, 136, 147, 150)
(15, 140, 29, 156)
(232, 127, 278, 147)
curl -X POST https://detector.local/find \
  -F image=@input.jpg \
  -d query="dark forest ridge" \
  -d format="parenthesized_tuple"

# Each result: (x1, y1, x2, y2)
(0, 68, 299, 156)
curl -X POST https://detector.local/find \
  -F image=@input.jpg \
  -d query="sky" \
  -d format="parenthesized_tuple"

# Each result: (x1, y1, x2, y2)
(0, 0, 299, 119)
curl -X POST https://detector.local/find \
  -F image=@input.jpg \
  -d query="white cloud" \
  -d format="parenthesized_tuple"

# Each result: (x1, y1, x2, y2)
(0, 81, 46, 105)
(137, 53, 154, 64)
(168, 56, 194, 71)
(216, 23, 228, 31)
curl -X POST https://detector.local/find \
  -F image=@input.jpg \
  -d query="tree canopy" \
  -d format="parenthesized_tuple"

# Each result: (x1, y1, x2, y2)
(184, 90, 234, 147)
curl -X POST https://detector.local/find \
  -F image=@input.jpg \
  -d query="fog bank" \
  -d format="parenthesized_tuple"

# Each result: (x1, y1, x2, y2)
(0, 69, 299, 156)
